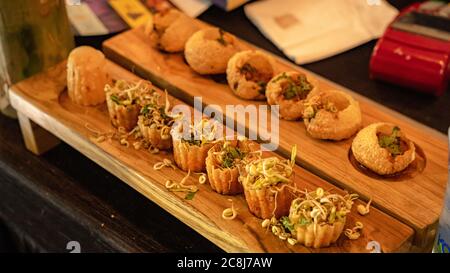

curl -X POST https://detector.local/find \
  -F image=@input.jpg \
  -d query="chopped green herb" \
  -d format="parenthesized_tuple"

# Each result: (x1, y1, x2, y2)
(222, 157, 235, 168)
(283, 84, 301, 99)
(299, 217, 311, 226)
(221, 146, 244, 168)
(257, 81, 267, 94)
(182, 138, 202, 146)
(185, 191, 197, 200)
(110, 94, 122, 105)
(141, 104, 150, 115)
(280, 216, 295, 232)
(282, 75, 312, 100)
(378, 126, 403, 156)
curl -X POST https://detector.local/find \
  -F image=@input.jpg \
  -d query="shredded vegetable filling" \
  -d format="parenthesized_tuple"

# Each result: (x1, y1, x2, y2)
(105, 80, 154, 106)
(289, 188, 359, 236)
(242, 145, 297, 190)
(140, 90, 181, 140)
(174, 118, 218, 147)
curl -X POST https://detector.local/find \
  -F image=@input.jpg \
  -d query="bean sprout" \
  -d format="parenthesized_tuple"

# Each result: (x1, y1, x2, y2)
(153, 159, 176, 170)
(357, 198, 372, 216)
(222, 199, 237, 220)
(164, 170, 198, 193)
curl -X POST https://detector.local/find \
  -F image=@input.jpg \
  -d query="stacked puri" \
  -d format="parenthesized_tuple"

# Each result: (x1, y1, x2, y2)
(67, 46, 110, 106)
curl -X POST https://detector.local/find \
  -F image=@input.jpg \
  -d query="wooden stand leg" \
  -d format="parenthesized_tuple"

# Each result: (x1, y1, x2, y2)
(17, 112, 60, 155)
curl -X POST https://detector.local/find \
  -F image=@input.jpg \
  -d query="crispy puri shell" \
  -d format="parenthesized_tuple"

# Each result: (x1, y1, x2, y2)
(266, 71, 320, 120)
(185, 28, 240, 75)
(304, 90, 362, 140)
(206, 158, 242, 195)
(226, 50, 275, 100)
(173, 139, 214, 172)
(106, 96, 140, 131)
(150, 9, 200, 53)
(351, 122, 416, 175)
(138, 116, 172, 150)
(243, 183, 294, 219)
(67, 46, 109, 106)
(205, 140, 259, 195)
(294, 220, 346, 248)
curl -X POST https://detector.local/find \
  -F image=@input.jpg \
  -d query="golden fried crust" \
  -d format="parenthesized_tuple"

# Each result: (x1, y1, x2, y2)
(185, 28, 240, 75)
(67, 46, 109, 106)
(106, 95, 140, 131)
(206, 156, 242, 195)
(173, 140, 214, 172)
(226, 50, 275, 100)
(150, 9, 200, 53)
(266, 71, 319, 120)
(137, 116, 172, 150)
(294, 220, 346, 248)
(304, 90, 362, 140)
(351, 123, 416, 175)
(205, 140, 259, 195)
(243, 183, 294, 219)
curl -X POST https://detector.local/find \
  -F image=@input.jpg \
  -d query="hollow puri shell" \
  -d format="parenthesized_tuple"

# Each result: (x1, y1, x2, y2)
(303, 89, 362, 141)
(106, 96, 141, 131)
(185, 27, 240, 75)
(266, 71, 319, 120)
(226, 50, 275, 100)
(351, 122, 416, 175)
(294, 220, 346, 248)
(242, 183, 294, 219)
(172, 140, 215, 172)
(149, 9, 200, 53)
(206, 139, 259, 195)
(138, 116, 172, 150)
(206, 157, 242, 195)
(67, 46, 109, 106)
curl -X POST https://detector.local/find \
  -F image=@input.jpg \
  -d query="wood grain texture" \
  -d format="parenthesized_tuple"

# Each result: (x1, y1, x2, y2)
(17, 112, 60, 155)
(102, 26, 448, 248)
(9, 60, 413, 253)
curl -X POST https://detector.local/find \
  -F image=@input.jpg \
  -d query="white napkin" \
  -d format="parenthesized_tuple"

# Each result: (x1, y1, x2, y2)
(244, 0, 398, 64)
(170, 0, 212, 17)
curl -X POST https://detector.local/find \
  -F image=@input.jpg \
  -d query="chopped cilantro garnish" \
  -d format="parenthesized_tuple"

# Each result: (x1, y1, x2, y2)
(221, 146, 244, 168)
(185, 191, 197, 200)
(141, 104, 150, 115)
(280, 216, 295, 232)
(283, 75, 312, 100)
(257, 81, 267, 94)
(299, 217, 311, 226)
(378, 126, 403, 156)
(110, 94, 121, 105)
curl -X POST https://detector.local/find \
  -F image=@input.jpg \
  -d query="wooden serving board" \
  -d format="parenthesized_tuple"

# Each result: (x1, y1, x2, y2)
(8, 60, 414, 253)
(103, 26, 448, 249)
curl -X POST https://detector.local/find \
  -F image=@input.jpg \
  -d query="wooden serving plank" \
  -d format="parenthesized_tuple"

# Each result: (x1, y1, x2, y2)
(102, 27, 448, 249)
(8, 60, 413, 253)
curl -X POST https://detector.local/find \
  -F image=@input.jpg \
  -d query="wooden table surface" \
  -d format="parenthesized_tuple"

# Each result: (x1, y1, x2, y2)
(0, 0, 448, 252)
